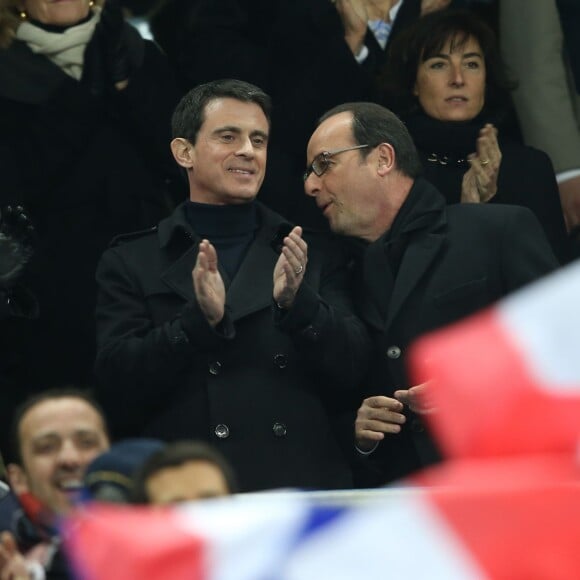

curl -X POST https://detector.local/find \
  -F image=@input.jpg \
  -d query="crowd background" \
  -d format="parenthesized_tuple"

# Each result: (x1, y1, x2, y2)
(1, 0, 579, 478)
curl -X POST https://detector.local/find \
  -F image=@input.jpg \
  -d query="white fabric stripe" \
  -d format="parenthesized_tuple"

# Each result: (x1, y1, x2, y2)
(498, 260, 580, 390)
(281, 494, 485, 580)
(175, 496, 308, 580)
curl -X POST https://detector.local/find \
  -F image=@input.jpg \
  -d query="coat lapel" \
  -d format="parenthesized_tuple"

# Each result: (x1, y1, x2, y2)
(160, 243, 200, 303)
(385, 233, 445, 333)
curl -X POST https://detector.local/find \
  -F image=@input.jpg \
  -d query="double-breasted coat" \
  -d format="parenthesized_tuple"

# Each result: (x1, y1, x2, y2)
(95, 202, 371, 492)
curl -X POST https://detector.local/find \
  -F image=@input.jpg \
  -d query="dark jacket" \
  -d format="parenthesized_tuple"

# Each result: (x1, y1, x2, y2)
(0, 24, 181, 454)
(353, 178, 558, 486)
(0, 491, 69, 580)
(404, 113, 571, 263)
(95, 202, 371, 492)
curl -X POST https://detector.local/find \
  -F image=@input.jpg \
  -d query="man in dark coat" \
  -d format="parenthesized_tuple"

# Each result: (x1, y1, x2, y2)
(304, 102, 559, 486)
(95, 80, 371, 492)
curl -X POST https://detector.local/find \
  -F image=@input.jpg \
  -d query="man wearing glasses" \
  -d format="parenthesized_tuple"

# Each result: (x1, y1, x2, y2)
(94, 80, 371, 493)
(304, 102, 558, 486)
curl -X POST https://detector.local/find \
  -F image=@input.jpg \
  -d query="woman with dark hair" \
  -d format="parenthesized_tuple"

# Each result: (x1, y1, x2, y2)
(379, 10, 571, 262)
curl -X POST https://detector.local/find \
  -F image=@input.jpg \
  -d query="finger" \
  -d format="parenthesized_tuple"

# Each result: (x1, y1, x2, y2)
(282, 246, 304, 276)
(283, 230, 307, 262)
(357, 418, 403, 435)
(362, 395, 403, 412)
(0, 533, 17, 557)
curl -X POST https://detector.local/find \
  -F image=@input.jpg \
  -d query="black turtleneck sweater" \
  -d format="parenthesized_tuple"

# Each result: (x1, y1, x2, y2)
(184, 201, 259, 280)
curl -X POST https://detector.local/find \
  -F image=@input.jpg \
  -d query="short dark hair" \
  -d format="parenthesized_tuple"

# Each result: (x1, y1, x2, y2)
(379, 10, 515, 118)
(132, 440, 238, 503)
(8, 387, 109, 466)
(319, 102, 423, 179)
(171, 79, 272, 144)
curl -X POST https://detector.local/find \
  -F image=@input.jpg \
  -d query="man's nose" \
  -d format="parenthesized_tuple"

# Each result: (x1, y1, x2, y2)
(304, 173, 319, 197)
(57, 440, 82, 466)
(236, 136, 255, 156)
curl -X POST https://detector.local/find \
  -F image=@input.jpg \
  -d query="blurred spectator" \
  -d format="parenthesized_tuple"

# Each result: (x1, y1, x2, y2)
(83, 438, 163, 503)
(0, 0, 182, 438)
(133, 441, 236, 505)
(500, 0, 580, 245)
(1, 388, 110, 579)
(379, 10, 571, 262)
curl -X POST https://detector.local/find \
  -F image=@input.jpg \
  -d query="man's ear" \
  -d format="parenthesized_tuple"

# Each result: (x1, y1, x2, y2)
(170, 138, 194, 169)
(6, 464, 29, 496)
(376, 142, 396, 176)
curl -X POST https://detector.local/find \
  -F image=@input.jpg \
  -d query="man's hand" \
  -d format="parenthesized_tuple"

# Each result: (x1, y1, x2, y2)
(0, 532, 30, 580)
(273, 226, 307, 309)
(394, 382, 435, 415)
(559, 175, 580, 233)
(192, 240, 225, 328)
(355, 395, 406, 451)
(334, 0, 368, 56)
(420, 0, 452, 16)
(461, 124, 501, 204)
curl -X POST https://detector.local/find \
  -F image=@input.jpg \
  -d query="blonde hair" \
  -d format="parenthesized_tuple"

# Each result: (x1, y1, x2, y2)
(0, 0, 104, 48)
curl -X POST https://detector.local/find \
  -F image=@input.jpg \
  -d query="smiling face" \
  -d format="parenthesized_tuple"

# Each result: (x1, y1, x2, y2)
(21, 0, 92, 26)
(8, 397, 109, 516)
(414, 35, 486, 122)
(173, 97, 269, 205)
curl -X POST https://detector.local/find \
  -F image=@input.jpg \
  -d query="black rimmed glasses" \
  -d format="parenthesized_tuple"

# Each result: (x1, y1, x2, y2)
(303, 144, 369, 182)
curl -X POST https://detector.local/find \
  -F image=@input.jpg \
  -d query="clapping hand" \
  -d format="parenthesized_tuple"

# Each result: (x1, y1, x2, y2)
(192, 240, 225, 328)
(333, 0, 369, 56)
(273, 226, 307, 310)
(461, 123, 502, 204)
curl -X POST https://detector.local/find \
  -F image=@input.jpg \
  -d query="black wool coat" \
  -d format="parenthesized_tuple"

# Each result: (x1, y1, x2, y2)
(95, 202, 371, 492)
(0, 26, 181, 455)
(352, 178, 559, 486)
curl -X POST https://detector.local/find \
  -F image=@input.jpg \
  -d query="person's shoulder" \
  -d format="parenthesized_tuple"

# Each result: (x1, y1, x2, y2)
(447, 202, 537, 227)
(501, 140, 554, 168)
(108, 225, 159, 249)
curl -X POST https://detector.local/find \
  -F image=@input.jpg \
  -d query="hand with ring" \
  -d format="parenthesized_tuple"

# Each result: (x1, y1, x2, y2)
(461, 123, 502, 204)
(273, 225, 308, 309)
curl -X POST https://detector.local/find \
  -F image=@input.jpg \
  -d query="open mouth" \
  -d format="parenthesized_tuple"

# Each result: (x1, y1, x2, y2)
(228, 168, 254, 175)
(445, 96, 468, 103)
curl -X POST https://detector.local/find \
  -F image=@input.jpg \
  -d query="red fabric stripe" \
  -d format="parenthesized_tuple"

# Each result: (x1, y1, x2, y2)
(409, 308, 580, 459)
(64, 505, 207, 580)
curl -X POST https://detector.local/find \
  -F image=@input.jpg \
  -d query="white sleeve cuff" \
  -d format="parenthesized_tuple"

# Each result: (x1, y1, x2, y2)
(556, 168, 580, 183)
(355, 440, 380, 455)
(354, 44, 369, 64)
(26, 561, 46, 580)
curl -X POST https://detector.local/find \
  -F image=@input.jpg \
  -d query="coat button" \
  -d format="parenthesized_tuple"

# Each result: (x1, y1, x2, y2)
(302, 325, 319, 341)
(410, 419, 425, 433)
(209, 360, 222, 375)
(169, 331, 189, 344)
(272, 422, 287, 438)
(273, 354, 288, 369)
(214, 424, 230, 439)
(386, 345, 401, 359)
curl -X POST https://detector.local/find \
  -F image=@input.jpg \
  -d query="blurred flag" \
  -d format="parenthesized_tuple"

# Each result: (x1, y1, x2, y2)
(409, 260, 580, 460)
